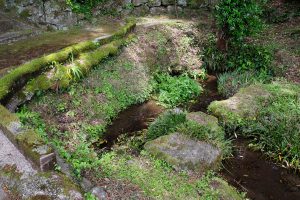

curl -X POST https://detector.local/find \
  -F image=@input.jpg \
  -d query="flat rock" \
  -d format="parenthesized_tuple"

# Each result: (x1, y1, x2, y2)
(144, 132, 221, 172)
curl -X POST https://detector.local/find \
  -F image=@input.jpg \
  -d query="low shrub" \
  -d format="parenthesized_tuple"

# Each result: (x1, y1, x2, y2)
(153, 73, 203, 108)
(218, 70, 272, 97)
(66, 0, 107, 17)
(203, 35, 273, 72)
(147, 110, 186, 141)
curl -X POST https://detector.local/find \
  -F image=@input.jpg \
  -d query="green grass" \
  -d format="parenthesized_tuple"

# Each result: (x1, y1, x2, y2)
(98, 151, 244, 200)
(147, 110, 187, 141)
(210, 81, 300, 170)
(245, 83, 300, 170)
(18, 55, 152, 176)
(218, 70, 272, 97)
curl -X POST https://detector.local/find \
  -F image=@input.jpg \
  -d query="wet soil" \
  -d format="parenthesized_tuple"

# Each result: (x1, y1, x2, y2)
(221, 139, 300, 200)
(103, 100, 164, 148)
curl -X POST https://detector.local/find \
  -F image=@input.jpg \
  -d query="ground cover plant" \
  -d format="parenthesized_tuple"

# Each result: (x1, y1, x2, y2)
(245, 83, 300, 170)
(217, 70, 272, 97)
(93, 150, 244, 200)
(11, 16, 249, 199)
(152, 73, 203, 108)
(209, 81, 300, 171)
(17, 56, 153, 176)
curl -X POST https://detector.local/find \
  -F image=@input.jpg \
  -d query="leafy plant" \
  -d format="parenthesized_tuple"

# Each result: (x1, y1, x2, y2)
(147, 110, 186, 141)
(215, 0, 263, 43)
(153, 73, 202, 108)
(205, 0, 272, 72)
(67, 65, 84, 80)
(66, 0, 107, 17)
(218, 70, 272, 97)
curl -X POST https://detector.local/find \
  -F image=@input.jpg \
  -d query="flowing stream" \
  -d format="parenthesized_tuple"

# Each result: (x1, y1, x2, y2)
(105, 73, 300, 200)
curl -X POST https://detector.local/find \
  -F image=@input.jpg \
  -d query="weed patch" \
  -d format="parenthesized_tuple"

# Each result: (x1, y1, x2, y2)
(152, 73, 202, 108)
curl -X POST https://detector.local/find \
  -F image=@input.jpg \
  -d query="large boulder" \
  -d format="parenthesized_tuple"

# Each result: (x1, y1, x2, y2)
(208, 82, 300, 128)
(144, 132, 221, 172)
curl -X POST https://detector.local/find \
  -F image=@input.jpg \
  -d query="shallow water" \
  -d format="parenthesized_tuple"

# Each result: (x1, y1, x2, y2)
(103, 100, 164, 148)
(221, 139, 300, 200)
(104, 74, 300, 199)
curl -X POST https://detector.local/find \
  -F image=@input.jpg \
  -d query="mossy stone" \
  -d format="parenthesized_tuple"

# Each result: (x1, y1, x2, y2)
(145, 132, 221, 172)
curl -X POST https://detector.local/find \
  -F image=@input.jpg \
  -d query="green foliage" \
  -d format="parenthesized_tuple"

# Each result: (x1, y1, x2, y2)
(245, 84, 300, 169)
(17, 106, 48, 140)
(226, 43, 272, 71)
(84, 192, 97, 200)
(203, 34, 226, 72)
(204, 35, 272, 72)
(218, 70, 272, 97)
(153, 73, 203, 108)
(99, 151, 241, 199)
(147, 110, 186, 141)
(215, 0, 263, 43)
(66, 0, 106, 17)
(53, 136, 101, 177)
(205, 0, 272, 72)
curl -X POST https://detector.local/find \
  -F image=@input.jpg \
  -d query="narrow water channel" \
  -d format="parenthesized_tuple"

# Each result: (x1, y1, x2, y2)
(103, 73, 300, 199)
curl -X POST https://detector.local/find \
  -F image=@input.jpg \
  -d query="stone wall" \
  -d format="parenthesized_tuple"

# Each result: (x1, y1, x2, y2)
(116, 0, 217, 16)
(3, 0, 78, 30)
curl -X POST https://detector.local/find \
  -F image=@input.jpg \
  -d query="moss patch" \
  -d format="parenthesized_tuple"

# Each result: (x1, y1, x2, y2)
(0, 105, 19, 126)
(0, 20, 136, 101)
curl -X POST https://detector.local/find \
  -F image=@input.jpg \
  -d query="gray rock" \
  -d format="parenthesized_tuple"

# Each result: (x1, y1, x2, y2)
(177, 0, 187, 6)
(167, 5, 183, 14)
(161, 0, 173, 6)
(144, 132, 221, 171)
(132, 4, 150, 15)
(132, 0, 148, 6)
(148, 0, 161, 7)
(91, 187, 107, 200)
(150, 7, 167, 15)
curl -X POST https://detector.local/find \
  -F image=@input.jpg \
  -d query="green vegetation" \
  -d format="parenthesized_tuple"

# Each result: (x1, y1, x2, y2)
(209, 82, 300, 170)
(0, 20, 135, 101)
(18, 55, 152, 176)
(204, 0, 272, 73)
(146, 110, 230, 157)
(246, 83, 300, 170)
(66, 0, 107, 17)
(153, 73, 203, 108)
(98, 151, 244, 200)
(215, 0, 263, 43)
(147, 110, 186, 141)
(217, 70, 272, 97)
